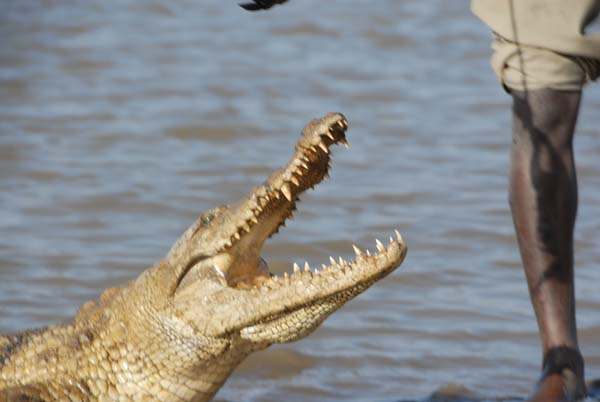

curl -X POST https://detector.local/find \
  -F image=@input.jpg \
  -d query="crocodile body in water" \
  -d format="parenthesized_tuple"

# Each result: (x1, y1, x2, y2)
(0, 113, 407, 402)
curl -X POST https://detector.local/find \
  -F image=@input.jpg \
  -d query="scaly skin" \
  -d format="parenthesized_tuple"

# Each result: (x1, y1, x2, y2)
(0, 113, 407, 402)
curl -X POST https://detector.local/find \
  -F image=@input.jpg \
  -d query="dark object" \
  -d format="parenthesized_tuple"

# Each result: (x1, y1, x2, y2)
(542, 346, 585, 379)
(239, 0, 288, 11)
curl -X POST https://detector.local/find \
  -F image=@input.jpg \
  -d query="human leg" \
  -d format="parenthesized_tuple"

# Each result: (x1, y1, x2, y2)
(510, 88, 586, 401)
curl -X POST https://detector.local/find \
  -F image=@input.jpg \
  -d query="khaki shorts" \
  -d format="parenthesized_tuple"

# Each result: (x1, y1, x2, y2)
(472, 0, 600, 91)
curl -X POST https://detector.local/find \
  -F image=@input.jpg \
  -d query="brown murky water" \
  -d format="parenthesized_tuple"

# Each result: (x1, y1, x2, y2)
(1, 1, 600, 401)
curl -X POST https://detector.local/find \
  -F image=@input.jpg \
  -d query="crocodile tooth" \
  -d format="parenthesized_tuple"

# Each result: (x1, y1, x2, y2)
(329, 256, 336, 265)
(395, 229, 403, 242)
(326, 131, 335, 140)
(290, 176, 300, 187)
(251, 216, 258, 224)
(389, 236, 394, 244)
(338, 256, 345, 265)
(281, 184, 292, 202)
(304, 262, 311, 272)
(376, 239, 384, 252)
(314, 268, 320, 274)
(301, 161, 309, 169)
(352, 245, 362, 256)
(243, 224, 251, 232)
(274, 191, 281, 200)
(295, 169, 304, 177)
(321, 264, 327, 271)
(366, 249, 371, 257)
(318, 142, 329, 154)
(234, 232, 241, 240)
(293, 263, 300, 273)
(341, 138, 350, 148)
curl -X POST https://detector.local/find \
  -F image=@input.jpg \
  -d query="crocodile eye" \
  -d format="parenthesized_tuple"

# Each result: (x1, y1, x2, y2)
(201, 213, 215, 225)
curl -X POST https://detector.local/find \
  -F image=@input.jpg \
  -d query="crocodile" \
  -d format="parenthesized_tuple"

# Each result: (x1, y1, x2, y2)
(0, 113, 407, 402)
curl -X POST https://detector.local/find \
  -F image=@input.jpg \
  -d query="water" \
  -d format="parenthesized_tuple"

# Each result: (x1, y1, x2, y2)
(1, 1, 600, 401)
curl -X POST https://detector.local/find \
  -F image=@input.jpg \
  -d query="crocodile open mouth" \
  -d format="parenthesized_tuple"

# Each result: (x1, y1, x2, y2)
(210, 113, 405, 292)
(173, 113, 407, 341)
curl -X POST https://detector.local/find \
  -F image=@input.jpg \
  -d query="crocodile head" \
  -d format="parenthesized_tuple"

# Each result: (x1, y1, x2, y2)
(161, 113, 407, 347)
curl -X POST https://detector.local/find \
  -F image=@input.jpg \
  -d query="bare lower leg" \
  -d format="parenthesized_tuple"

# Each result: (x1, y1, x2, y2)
(510, 88, 585, 401)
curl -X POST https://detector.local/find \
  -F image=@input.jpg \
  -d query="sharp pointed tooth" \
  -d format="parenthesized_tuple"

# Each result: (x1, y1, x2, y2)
(326, 132, 335, 140)
(324, 173, 331, 180)
(338, 256, 344, 265)
(389, 236, 394, 244)
(304, 262, 311, 272)
(318, 142, 329, 153)
(274, 191, 281, 200)
(296, 169, 304, 177)
(352, 245, 362, 256)
(314, 268, 320, 274)
(251, 216, 259, 224)
(301, 162, 309, 169)
(293, 263, 300, 273)
(395, 230, 403, 242)
(376, 239, 385, 252)
(366, 249, 371, 257)
(341, 138, 349, 148)
(243, 224, 251, 232)
(282, 184, 292, 202)
(234, 232, 241, 240)
(322, 264, 327, 271)
(329, 256, 336, 265)
(290, 176, 300, 187)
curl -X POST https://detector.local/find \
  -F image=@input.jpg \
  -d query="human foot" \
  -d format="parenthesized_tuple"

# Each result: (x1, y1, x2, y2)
(527, 347, 586, 402)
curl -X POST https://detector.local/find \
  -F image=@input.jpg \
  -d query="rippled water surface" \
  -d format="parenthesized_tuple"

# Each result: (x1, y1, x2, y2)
(1, 1, 600, 401)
